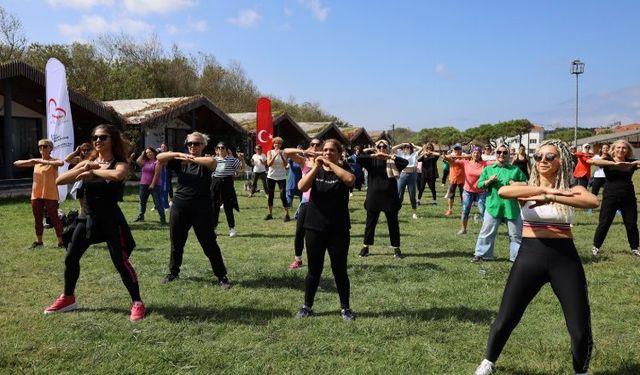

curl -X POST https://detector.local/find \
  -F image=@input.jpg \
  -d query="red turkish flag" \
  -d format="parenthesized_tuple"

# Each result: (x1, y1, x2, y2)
(256, 97, 273, 152)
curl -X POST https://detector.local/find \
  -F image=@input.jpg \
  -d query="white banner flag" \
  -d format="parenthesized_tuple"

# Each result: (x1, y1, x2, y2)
(45, 58, 74, 202)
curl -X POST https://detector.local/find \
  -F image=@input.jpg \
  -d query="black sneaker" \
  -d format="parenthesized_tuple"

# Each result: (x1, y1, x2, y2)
(294, 306, 313, 319)
(57, 242, 66, 249)
(218, 276, 231, 289)
(30, 241, 43, 249)
(283, 214, 291, 222)
(264, 214, 273, 221)
(393, 248, 404, 259)
(358, 246, 369, 257)
(134, 216, 144, 222)
(471, 255, 483, 262)
(341, 308, 355, 321)
(161, 273, 179, 284)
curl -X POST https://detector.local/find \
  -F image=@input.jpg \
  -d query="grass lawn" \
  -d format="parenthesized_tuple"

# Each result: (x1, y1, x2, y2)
(1, 180, 639, 374)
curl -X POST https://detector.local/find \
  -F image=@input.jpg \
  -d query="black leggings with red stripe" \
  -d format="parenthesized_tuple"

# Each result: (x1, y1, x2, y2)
(64, 221, 141, 301)
(484, 237, 592, 373)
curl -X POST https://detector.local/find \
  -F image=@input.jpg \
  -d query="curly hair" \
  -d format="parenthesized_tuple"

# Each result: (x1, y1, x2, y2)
(90, 124, 130, 163)
(528, 139, 574, 221)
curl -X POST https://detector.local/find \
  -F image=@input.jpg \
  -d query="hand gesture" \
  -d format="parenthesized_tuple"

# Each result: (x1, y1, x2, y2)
(372, 152, 390, 160)
(84, 161, 100, 171)
(486, 175, 498, 185)
(175, 153, 195, 162)
(76, 170, 93, 181)
(315, 156, 326, 168)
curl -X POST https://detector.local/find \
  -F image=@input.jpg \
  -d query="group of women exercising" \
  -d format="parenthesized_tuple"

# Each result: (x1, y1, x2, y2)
(14, 123, 640, 374)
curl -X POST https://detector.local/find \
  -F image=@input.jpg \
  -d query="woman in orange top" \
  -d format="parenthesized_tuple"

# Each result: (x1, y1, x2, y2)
(445, 143, 467, 216)
(14, 139, 65, 248)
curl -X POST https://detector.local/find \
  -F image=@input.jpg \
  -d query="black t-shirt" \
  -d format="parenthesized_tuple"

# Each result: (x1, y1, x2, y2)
(418, 154, 439, 178)
(168, 159, 213, 208)
(303, 166, 351, 233)
(603, 156, 637, 197)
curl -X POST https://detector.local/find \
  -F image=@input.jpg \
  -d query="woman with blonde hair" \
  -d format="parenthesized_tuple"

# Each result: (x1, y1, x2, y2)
(474, 139, 598, 375)
(14, 138, 65, 248)
(588, 139, 640, 257)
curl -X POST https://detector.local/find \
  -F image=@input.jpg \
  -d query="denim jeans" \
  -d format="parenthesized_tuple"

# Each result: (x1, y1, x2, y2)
(461, 190, 486, 220)
(474, 211, 522, 261)
(139, 184, 166, 222)
(397, 171, 417, 209)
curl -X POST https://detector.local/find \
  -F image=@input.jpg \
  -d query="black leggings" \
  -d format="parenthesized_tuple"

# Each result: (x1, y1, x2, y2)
(294, 203, 308, 257)
(168, 205, 227, 278)
(593, 193, 639, 249)
(590, 177, 605, 196)
(364, 209, 400, 247)
(304, 229, 350, 310)
(441, 169, 449, 185)
(64, 221, 141, 301)
(485, 237, 592, 373)
(251, 172, 268, 194)
(418, 175, 437, 201)
(267, 178, 287, 208)
(212, 177, 236, 229)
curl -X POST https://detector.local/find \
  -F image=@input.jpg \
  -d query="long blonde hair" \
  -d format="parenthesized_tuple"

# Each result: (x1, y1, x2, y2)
(528, 139, 574, 221)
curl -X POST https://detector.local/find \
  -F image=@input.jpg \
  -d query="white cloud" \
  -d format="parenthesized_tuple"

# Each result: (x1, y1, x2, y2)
(277, 23, 293, 32)
(434, 63, 448, 76)
(123, 0, 195, 15)
(303, 0, 329, 21)
(167, 25, 179, 35)
(58, 14, 153, 40)
(189, 19, 207, 32)
(48, 0, 114, 10)
(227, 9, 262, 28)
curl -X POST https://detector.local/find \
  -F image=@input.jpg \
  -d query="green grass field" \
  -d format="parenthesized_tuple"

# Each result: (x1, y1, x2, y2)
(1, 180, 639, 374)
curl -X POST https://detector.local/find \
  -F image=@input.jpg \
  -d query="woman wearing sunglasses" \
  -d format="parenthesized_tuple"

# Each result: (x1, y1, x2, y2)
(157, 132, 231, 288)
(283, 139, 324, 269)
(588, 139, 640, 257)
(45, 125, 144, 321)
(295, 139, 355, 321)
(358, 140, 408, 258)
(14, 138, 65, 248)
(211, 142, 244, 237)
(474, 139, 598, 375)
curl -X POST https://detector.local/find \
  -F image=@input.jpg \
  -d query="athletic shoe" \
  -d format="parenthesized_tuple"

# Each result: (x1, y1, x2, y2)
(416, 199, 421, 206)
(283, 214, 291, 222)
(349, 193, 353, 197)
(631, 249, 640, 257)
(218, 276, 231, 289)
(57, 242, 66, 249)
(288, 259, 303, 269)
(294, 306, 313, 319)
(229, 228, 237, 237)
(359, 246, 369, 257)
(30, 241, 43, 249)
(161, 273, 179, 284)
(130, 301, 145, 322)
(445, 209, 453, 216)
(431, 200, 437, 206)
(457, 229, 467, 235)
(264, 214, 273, 220)
(44, 294, 78, 314)
(393, 248, 404, 259)
(341, 308, 355, 321)
(474, 359, 496, 375)
(412, 213, 418, 220)
(591, 246, 600, 256)
(471, 255, 483, 262)
(134, 215, 144, 222)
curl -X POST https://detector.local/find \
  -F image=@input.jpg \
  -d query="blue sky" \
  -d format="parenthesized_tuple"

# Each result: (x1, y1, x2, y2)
(5, 0, 640, 130)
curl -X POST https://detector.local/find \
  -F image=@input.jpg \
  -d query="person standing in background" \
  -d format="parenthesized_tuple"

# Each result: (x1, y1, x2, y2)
(265, 137, 291, 222)
(417, 143, 440, 206)
(590, 143, 609, 196)
(249, 145, 269, 198)
(572, 143, 593, 188)
(211, 142, 244, 238)
(133, 147, 166, 224)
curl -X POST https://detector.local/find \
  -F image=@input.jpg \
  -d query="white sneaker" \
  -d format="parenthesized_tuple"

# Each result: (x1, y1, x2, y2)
(229, 228, 237, 237)
(591, 246, 600, 256)
(474, 359, 496, 375)
(456, 229, 467, 235)
(349, 193, 353, 197)
(412, 213, 418, 220)
(631, 249, 640, 257)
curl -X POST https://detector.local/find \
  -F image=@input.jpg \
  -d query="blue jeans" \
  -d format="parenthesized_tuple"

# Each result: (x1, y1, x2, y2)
(461, 190, 486, 220)
(397, 171, 417, 209)
(139, 184, 166, 222)
(474, 211, 522, 261)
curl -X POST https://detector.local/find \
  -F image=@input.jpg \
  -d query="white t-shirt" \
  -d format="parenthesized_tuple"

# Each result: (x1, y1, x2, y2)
(267, 150, 287, 180)
(251, 153, 267, 173)
(592, 155, 605, 178)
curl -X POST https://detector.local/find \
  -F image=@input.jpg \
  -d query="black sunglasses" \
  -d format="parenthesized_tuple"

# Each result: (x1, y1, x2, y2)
(533, 152, 558, 162)
(495, 150, 509, 155)
(38, 144, 50, 149)
(310, 142, 322, 147)
(376, 145, 388, 149)
(186, 142, 203, 147)
(91, 135, 110, 142)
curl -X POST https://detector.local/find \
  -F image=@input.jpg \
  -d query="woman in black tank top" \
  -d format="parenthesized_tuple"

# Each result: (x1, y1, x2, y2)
(44, 124, 145, 322)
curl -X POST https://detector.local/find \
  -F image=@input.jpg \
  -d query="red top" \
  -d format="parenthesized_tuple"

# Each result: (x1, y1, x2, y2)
(573, 152, 591, 178)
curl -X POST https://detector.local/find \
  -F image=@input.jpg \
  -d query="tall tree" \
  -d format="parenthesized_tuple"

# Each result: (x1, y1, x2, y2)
(0, 6, 27, 62)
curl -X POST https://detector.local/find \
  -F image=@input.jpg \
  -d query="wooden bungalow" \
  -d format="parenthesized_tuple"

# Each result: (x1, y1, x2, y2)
(341, 127, 374, 149)
(228, 111, 310, 149)
(297, 122, 350, 145)
(368, 130, 392, 143)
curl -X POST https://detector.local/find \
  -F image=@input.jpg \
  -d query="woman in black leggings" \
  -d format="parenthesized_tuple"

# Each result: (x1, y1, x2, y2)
(474, 139, 599, 375)
(157, 132, 230, 287)
(588, 139, 640, 257)
(417, 143, 440, 205)
(294, 139, 355, 321)
(44, 124, 144, 321)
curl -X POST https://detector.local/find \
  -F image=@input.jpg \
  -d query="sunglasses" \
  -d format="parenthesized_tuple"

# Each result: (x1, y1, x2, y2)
(495, 150, 509, 155)
(186, 142, 203, 147)
(38, 144, 50, 149)
(533, 152, 558, 162)
(310, 142, 322, 147)
(91, 135, 110, 142)
(376, 145, 388, 149)
(216, 146, 226, 149)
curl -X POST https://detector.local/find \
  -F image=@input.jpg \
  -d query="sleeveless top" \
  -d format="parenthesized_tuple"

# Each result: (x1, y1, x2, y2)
(520, 201, 573, 232)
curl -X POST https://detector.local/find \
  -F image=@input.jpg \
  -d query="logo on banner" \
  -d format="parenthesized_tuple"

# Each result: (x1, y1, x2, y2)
(257, 129, 272, 144)
(48, 98, 67, 121)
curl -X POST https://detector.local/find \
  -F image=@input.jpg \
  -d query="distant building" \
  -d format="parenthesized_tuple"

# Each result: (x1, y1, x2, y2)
(493, 125, 545, 154)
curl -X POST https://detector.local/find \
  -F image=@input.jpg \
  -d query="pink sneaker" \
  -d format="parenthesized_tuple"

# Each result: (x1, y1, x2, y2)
(288, 259, 303, 269)
(44, 294, 78, 314)
(130, 301, 145, 321)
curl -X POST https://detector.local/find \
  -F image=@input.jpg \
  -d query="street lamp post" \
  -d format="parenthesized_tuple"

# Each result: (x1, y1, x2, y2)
(571, 60, 585, 147)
